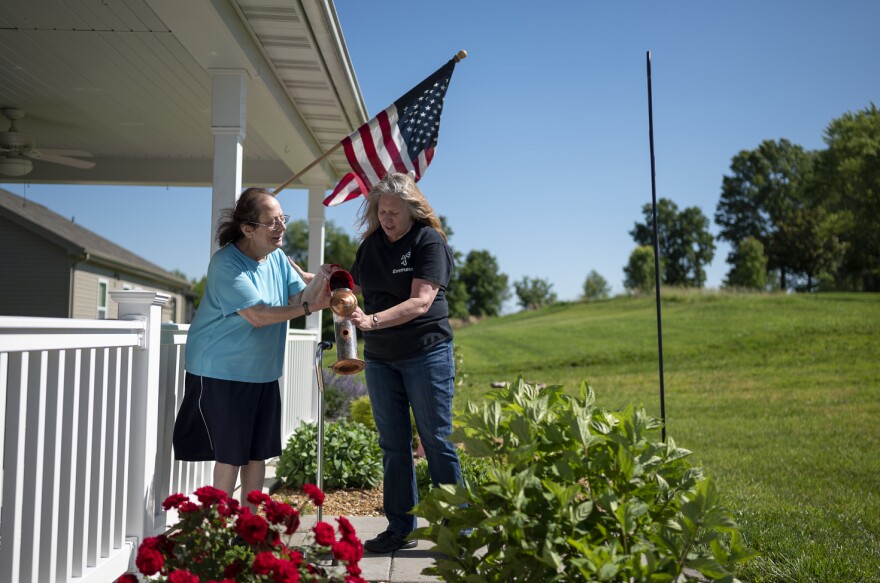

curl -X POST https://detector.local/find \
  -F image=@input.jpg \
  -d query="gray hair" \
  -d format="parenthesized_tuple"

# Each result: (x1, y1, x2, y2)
(356, 173, 446, 241)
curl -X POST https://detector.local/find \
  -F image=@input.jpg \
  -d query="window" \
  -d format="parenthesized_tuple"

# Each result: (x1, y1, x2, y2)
(97, 279, 109, 319)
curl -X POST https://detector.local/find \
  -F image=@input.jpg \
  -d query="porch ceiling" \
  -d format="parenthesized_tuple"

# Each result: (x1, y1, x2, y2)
(0, 0, 366, 189)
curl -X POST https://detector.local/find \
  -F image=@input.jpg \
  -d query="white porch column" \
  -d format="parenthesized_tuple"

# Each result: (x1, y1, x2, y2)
(209, 69, 250, 258)
(111, 290, 169, 543)
(306, 188, 327, 332)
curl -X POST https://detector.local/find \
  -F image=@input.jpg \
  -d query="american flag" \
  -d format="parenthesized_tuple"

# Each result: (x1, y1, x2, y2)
(323, 58, 458, 206)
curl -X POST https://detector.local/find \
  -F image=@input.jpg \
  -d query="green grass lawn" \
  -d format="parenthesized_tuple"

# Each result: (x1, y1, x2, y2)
(453, 290, 880, 582)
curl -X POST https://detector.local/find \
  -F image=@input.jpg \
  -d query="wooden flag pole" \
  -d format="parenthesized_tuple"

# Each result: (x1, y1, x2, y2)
(271, 50, 468, 196)
(272, 142, 342, 195)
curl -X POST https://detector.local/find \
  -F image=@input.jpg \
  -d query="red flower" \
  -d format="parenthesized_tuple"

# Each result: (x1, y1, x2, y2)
(252, 551, 278, 575)
(336, 516, 359, 544)
(301, 483, 325, 507)
(272, 560, 301, 583)
(162, 493, 190, 511)
(178, 500, 199, 514)
(224, 561, 243, 578)
(286, 549, 303, 568)
(332, 540, 362, 564)
(168, 570, 199, 583)
(313, 521, 336, 546)
(217, 499, 237, 517)
(135, 546, 164, 576)
(345, 575, 368, 583)
(194, 485, 229, 506)
(115, 574, 138, 583)
(246, 490, 271, 507)
(265, 500, 300, 534)
(236, 511, 269, 545)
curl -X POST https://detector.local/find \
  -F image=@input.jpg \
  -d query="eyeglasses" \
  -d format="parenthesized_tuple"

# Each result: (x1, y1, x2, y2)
(246, 214, 290, 231)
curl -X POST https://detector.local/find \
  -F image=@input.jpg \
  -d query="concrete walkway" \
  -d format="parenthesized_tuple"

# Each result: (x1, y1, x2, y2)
(294, 515, 444, 583)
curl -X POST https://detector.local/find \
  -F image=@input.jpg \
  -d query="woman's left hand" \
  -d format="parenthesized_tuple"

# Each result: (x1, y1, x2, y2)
(349, 307, 372, 331)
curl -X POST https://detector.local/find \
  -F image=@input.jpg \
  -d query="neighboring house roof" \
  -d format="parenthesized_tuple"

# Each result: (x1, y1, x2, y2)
(0, 187, 192, 292)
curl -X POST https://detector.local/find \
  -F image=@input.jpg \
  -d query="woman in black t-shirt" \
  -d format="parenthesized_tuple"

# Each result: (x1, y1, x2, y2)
(348, 172, 463, 554)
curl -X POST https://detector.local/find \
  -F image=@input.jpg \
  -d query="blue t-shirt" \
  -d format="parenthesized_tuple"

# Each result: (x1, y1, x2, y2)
(185, 244, 306, 382)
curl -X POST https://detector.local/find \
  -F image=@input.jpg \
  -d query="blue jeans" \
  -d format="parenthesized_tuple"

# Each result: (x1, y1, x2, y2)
(365, 339, 462, 536)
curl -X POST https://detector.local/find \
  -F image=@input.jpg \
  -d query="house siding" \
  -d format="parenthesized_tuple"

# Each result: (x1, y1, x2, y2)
(0, 216, 71, 317)
(1, 189, 193, 322)
(72, 265, 187, 322)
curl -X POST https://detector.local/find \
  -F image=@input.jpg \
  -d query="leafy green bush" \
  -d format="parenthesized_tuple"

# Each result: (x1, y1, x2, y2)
(322, 370, 368, 419)
(414, 376, 757, 582)
(416, 447, 495, 502)
(276, 419, 382, 489)
(322, 385, 345, 419)
(348, 396, 376, 431)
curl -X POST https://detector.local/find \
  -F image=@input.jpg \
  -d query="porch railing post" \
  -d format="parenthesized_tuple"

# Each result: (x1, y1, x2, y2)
(110, 290, 169, 548)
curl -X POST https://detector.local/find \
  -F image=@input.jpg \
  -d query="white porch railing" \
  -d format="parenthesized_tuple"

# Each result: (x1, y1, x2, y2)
(0, 290, 320, 583)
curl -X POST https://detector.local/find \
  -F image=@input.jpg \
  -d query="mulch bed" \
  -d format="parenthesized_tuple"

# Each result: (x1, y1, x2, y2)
(272, 484, 385, 517)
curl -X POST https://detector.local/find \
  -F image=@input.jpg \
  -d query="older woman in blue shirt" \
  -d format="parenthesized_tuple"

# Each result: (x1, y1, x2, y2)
(173, 187, 334, 509)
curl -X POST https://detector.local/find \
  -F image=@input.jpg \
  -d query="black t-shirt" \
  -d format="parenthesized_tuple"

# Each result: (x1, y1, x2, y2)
(350, 221, 454, 361)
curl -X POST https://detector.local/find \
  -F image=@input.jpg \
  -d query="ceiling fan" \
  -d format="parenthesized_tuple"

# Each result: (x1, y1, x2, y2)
(0, 107, 96, 177)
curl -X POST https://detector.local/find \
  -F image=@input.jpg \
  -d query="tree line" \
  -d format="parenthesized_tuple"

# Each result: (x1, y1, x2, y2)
(626, 103, 879, 293)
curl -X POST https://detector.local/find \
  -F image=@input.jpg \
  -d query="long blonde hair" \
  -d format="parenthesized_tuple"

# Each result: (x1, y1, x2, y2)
(356, 173, 446, 241)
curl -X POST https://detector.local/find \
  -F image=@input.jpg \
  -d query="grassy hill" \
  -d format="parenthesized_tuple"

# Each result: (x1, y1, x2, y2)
(453, 290, 879, 582)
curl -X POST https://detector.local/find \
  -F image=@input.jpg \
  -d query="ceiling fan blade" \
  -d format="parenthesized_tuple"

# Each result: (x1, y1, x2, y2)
(36, 148, 94, 158)
(25, 150, 96, 169)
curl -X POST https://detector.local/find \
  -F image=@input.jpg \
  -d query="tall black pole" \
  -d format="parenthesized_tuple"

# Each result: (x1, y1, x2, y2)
(646, 51, 667, 442)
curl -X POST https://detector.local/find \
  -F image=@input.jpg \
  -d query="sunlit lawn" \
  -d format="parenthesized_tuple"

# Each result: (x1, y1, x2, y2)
(453, 291, 880, 582)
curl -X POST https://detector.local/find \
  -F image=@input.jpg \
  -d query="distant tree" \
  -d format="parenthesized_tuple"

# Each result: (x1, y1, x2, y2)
(282, 220, 359, 338)
(171, 269, 205, 312)
(775, 206, 848, 291)
(724, 237, 768, 290)
(283, 219, 359, 270)
(810, 104, 880, 290)
(439, 216, 470, 320)
(191, 274, 207, 310)
(623, 245, 659, 293)
(630, 198, 714, 287)
(284, 220, 310, 266)
(715, 139, 815, 290)
(514, 277, 557, 311)
(582, 270, 610, 300)
(459, 250, 509, 317)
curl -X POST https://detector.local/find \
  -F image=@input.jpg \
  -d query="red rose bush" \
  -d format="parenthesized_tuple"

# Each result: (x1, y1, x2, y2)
(118, 485, 364, 583)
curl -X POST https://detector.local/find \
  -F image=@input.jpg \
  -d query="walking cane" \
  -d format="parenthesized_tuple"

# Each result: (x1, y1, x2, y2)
(314, 340, 332, 522)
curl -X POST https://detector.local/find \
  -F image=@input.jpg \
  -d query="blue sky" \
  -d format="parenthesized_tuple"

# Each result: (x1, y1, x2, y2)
(4, 0, 878, 309)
